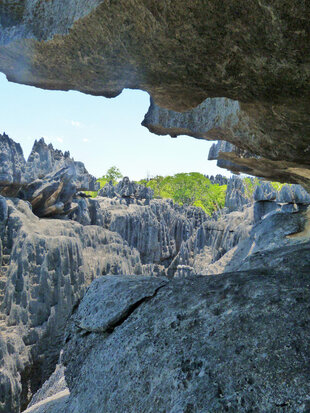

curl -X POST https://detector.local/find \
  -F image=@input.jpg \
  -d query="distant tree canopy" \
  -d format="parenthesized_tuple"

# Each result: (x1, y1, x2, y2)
(105, 166, 123, 182)
(138, 173, 227, 216)
(85, 166, 123, 197)
(86, 169, 287, 215)
(97, 166, 123, 189)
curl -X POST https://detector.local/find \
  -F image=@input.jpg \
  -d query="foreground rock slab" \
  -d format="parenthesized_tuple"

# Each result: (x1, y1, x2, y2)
(61, 272, 310, 413)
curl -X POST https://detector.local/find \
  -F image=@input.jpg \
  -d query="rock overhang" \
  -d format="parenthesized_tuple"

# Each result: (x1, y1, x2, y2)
(0, 1, 310, 188)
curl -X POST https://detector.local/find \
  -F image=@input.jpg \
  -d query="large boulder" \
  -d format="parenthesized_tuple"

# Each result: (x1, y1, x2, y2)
(59, 271, 310, 412)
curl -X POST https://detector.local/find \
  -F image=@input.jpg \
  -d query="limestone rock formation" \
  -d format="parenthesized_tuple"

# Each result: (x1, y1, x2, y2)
(0, 134, 98, 217)
(0, 197, 142, 413)
(169, 206, 254, 277)
(208, 139, 257, 175)
(25, 138, 99, 191)
(0, 133, 26, 190)
(98, 177, 154, 205)
(0, 177, 309, 412)
(224, 176, 250, 213)
(23, 363, 69, 413)
(144, 99, 310, 192)
(53, 271, 310, 412)
(71, 192, 208, 271)
(205, 174, 228, 186)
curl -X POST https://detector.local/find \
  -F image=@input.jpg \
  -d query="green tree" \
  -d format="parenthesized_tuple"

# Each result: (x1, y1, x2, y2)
(137, 172, 227, 216)
(85, 166, 123, 197)
(97, 166, 123, 189)
(105, 166, 123, 182)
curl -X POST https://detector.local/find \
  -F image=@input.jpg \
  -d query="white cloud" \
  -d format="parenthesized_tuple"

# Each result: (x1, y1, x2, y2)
(82, 138, 89, 143)
(57, 137, 64, 143)
(71, 120, 83, 128)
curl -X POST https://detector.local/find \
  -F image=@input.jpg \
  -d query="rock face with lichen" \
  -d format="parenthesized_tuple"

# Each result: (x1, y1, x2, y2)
(1, 1, 310, 188)
(28, 269, 310, 413)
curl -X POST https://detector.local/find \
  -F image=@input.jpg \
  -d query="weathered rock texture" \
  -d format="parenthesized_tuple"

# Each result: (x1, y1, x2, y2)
(0, 133, 26, 187)
(0, 134, 98, 217)
(0, 1, 310, 186)
(207, 138, 310, 191)
(98, 177, 154, 205)
(56, 271, 310, 412)
(71, 177, 310, 280)
(72, 189, 208, 273)
(144, 99, 310, 192)
(0, 197, 142, 413)
(1, 173, 309, 412)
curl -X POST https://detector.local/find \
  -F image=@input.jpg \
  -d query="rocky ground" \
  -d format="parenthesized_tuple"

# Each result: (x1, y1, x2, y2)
(0, 134, 309, 412)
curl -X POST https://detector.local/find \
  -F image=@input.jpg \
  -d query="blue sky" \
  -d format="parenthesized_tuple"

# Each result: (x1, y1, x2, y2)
(0, 72, 230, 180)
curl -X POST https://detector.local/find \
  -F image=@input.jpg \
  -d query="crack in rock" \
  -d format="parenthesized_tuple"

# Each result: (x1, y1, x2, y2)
(72, 275, 168, 334)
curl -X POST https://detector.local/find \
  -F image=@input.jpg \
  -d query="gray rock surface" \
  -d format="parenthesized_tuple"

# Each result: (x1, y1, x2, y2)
(98, 177, 154, 204)
(0, 133, 26, 188)
(224, 176, 250, 212)
(59, 271, 310, 412)
(24, 363, 68, 413)
(207, 139, 310, 192)
(73, 275, 167, 334)
(25, 138, 98, 191)
(72, 195, 208, 269)
(253, 182, 277, 202)
(0, 197, 143, 413)
(205, 174, 228, 186)
(206, 206, 310, 276)
(277, 184, 310, 205)
(169, 206, 254, 277)
(0, 134, 98, 217)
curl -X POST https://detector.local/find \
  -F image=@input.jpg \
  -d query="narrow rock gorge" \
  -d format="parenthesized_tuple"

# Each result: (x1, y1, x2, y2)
(0, 1, 310, 412)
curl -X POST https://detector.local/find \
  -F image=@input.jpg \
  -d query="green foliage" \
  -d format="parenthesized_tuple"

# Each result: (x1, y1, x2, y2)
(243, 177, 288, 199)
(83, 166, 123, 197)
(105, 166, 123, 183)
(243, 177, 261, 199)
(137, 173, 227, 216)
(83, 190, 98, 198)
(270, 181, 287, 191)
